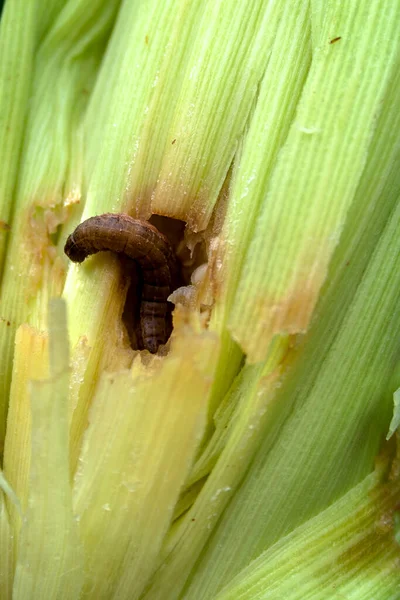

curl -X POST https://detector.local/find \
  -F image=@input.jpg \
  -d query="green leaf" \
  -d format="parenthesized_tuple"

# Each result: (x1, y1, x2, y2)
(215, 447, 400, 600)
(12, 300, 84, 600)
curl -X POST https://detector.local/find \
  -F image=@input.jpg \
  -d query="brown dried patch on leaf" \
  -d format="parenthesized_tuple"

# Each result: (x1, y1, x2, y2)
(21, 201, 72, 296)
(231, 247, 328, 364)
(335, 442, 400, 577)
(0, 220, 11, 231)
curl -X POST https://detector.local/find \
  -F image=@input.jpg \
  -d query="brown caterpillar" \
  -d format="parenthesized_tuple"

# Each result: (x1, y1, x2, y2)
(64, 213, 177, 353)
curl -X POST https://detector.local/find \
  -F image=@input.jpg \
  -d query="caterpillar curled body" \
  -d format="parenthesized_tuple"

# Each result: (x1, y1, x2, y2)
(64, 213, 177, 353)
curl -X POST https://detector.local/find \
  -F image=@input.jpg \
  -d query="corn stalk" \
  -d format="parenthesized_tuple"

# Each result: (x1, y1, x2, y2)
(0, 0, 399, 598)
